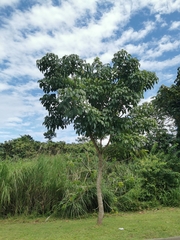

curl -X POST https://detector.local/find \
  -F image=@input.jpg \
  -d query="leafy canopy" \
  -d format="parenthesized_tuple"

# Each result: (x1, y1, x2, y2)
(37, 50, 158, 142)
(154, 67, 180, 139)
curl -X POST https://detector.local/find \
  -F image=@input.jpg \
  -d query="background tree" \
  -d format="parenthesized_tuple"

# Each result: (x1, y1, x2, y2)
(104, 100, 175, 161)
(104, 102, 156, 162)
(44, 130, 57, 141)
(154, 67, 180, 145)
(132, 102, 175, 153)
(0, 135, 40, 160)
(37, 49, 158, 224)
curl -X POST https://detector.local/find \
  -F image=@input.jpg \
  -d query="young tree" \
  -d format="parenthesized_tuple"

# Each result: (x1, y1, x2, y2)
(36, 50, 158, 224)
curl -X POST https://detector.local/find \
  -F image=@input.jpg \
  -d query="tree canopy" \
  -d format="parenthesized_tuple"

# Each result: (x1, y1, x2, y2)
(37, 50, 158, 143)
(154, 67, 180, 141)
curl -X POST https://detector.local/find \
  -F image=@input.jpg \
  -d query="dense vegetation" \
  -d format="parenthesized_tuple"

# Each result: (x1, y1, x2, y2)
(0, 133, 180, 218)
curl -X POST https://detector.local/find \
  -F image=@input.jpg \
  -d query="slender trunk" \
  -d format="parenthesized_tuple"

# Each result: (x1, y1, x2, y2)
(89, 135, 104, 225)
(97, 151, 104, 225)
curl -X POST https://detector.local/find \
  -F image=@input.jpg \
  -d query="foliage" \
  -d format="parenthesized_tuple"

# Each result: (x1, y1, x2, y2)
(160, 188, 180, 207)
(128, 101, 176, 153)
(0, 135, 96, 160)
(36, 50, 158, 140)
(161, 143, 180, 173)
(0, 135, 40, 160)
(104, 101, 175, 161)
(0, 150, 180, 218)
(0, 156, 66, 216)
(154, 67, 180, 142)
(136, 155, 180, 203)
(104, 133, 148, 162)
(0, 153, 115, 218)
(103, 101, 170, 161)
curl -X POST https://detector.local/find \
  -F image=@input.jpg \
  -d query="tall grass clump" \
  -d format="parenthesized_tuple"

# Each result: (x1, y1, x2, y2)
(0, 153, 115, 218)
(0, 155, 67, 216)
(0, 162, 12, 215)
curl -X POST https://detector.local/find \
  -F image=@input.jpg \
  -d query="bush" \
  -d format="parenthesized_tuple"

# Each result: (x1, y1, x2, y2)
(159, 188, 180, 207)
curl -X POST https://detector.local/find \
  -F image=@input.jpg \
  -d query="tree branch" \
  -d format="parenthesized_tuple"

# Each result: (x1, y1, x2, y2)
(89, 134, 100, 153)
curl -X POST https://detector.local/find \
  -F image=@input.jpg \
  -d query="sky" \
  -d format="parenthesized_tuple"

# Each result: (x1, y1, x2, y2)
(0, 0, 180, 143)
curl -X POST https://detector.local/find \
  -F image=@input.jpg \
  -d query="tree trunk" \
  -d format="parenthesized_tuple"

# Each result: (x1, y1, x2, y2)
(97, 151, 104, 225)
(89, 135, 104, 225)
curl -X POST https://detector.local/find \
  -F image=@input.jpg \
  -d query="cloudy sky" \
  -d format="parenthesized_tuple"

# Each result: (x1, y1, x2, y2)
(0, 0, 180, 143)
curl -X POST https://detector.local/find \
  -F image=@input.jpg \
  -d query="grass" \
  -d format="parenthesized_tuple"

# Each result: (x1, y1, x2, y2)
(0, 208, 180, 240)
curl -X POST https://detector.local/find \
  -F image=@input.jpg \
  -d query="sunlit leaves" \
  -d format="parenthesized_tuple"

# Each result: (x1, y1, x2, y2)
(37, 49, 158, 141)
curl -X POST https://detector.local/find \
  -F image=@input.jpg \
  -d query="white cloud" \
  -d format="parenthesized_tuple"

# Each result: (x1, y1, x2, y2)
(0, 83, 11, 91)
(0, 0, 19, 7)
(155, 14, 167, 27)
(169, 21, 180, 30)
(1, 0, 180, 143)
(0, 89, 45, 126)
(124, 43, 148, 57)
(144, 0, 180, 14)
(7, 117, 22, 123)
(115, 21, 155, 46)
(140, 96, 153, 104)
(141, 36, 180, 60)
(141, 54, 180, 71)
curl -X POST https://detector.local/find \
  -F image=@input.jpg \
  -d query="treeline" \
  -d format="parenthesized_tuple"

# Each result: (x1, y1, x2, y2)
(0, 97, 178, 161)
(0, 135, 96, 160)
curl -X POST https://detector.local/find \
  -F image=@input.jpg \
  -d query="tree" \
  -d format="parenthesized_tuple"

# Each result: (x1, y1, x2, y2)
(0, 135, 39, 160)
(130, 101, 175, 153)
(104, 101, 175, 161)
(44, 130, 57, 141)
(36, 49, 158, 224)
(104, 102, 157, 161)
(154, 67, 180, 144)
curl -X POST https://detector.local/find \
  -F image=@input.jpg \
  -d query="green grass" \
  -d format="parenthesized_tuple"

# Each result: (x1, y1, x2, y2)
(0, 208, 180, 240)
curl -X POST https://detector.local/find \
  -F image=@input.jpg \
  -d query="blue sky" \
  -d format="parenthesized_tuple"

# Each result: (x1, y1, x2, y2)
(0, 0, 180, 143)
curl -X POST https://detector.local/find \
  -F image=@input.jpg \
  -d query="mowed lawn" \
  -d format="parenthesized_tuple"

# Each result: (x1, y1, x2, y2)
(0, 208, 180, 240)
